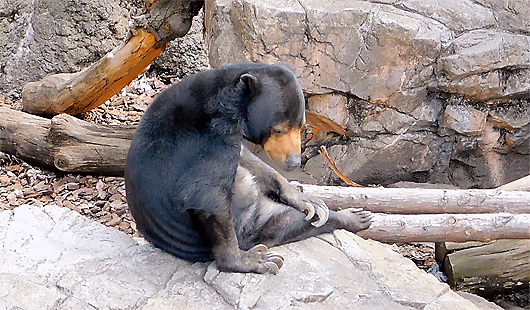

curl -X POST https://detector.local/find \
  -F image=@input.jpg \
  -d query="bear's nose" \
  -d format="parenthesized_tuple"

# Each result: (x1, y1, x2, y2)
(285, 154, 301, 171)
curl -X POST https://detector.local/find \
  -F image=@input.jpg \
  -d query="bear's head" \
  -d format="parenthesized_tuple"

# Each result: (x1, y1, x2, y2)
(239, 65, 305, 171)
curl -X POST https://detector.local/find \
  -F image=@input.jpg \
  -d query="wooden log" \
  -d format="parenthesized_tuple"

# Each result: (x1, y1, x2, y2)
(300, 184, 530, 214)
(50, 114, 135, 176)
(357, 213, 530, 243)
(21, 0, 203, 117)
(434, 241, 485, 264)
(444, 240, 530, 294)
(0, 108, 55, 168)
(0, 107, 133, 176)
(22, 29, 166, 116)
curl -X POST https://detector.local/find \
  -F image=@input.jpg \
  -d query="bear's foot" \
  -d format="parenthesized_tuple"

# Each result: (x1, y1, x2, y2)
(337, 208, 373, 233)
(215, 244, 284, 274)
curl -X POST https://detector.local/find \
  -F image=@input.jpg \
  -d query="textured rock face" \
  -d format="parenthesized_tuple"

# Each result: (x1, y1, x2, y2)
(0, 204, 497, 310)
(205, 0, 530, 188)
(0, 0, 130, 98)
(151, 9, 210, 78)
(0, 0, 208, 98)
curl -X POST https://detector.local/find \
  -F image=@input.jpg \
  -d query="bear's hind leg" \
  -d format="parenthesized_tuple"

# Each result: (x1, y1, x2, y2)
(237, 201, 373, 250)
(197, 209, 284, 274)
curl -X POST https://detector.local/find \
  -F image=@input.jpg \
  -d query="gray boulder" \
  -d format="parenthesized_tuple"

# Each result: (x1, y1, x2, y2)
(205, 0, 530, 188)
(0, 0, 130, 98)
(437, 30, 530, 100)
(0, 204, 500, 309)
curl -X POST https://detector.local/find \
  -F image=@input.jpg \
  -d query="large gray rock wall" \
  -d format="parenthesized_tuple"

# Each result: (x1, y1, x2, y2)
(205, 0, 530, 188)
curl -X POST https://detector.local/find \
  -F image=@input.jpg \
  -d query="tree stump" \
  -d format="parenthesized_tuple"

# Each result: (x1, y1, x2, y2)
(438, 240, 530, 294)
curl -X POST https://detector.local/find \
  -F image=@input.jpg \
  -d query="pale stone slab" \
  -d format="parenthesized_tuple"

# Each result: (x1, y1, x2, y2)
(0, 205, 498, 310)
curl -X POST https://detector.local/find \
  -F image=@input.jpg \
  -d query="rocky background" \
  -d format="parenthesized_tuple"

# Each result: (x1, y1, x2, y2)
(0, 1, 528, 308)
(206, 0, 530, 189)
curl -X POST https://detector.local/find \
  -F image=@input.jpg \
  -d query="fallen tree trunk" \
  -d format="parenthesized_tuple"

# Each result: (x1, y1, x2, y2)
(51, 113, 135, 175)
(357, 214, 530, 243)
(0, 108, 55, 167)
(0, 108, 134, 175)
(300, 184, 530, 214)
(21, 0, 203, 117)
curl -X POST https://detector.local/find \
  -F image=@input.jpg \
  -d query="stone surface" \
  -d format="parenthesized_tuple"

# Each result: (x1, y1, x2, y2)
(152, 9, 210, 78)
(206, 0, 451, 102)
(0, 204, 499, 310)
(442, 105, 487, 136)
(205, 0, 530, 188)
(0, 0, 208, 98)
(0, 0, 130, 98)
(437, 30, 530, 100)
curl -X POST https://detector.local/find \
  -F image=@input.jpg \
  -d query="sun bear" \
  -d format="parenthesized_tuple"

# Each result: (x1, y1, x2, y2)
(125, 63, 372, 274)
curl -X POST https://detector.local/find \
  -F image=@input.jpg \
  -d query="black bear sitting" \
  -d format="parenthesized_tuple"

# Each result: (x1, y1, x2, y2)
(125, 63, 372, 274)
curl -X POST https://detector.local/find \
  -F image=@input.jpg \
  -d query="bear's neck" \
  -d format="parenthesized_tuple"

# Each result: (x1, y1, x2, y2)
(205, 85, 246, 139)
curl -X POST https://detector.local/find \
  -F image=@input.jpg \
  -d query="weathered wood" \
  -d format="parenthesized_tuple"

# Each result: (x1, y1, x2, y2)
(0, 107, 134, 175)
(357, 213, 530, 243)
(444, 240, 530, 294)
(0, 108, 55, 168)
(50, 114, 135, 175)
(21, 0, 203, 117)
(22, 29, 167, 116)
(434, 241, 485, 264)
(300, 184, 530, 214)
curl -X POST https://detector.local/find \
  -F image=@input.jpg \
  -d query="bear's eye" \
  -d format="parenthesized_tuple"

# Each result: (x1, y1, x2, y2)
(272, 128, 285, 136)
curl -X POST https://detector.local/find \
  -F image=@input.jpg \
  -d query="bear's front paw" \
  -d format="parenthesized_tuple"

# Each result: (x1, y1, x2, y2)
(300, 195, 330, 227)
(282, 182, 329, 227)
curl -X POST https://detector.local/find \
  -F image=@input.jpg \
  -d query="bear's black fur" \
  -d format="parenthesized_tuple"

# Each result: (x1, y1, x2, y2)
(125, 63, 372, 274)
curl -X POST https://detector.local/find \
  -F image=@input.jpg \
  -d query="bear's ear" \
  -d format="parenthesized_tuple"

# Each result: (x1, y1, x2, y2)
(239, 73, 259, 96)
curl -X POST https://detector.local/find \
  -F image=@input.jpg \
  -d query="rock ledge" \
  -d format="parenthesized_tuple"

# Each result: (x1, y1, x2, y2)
(0, 204, 501, 309)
